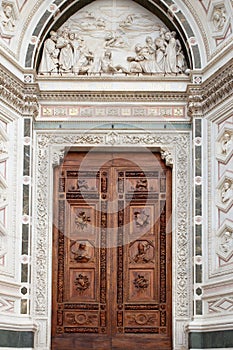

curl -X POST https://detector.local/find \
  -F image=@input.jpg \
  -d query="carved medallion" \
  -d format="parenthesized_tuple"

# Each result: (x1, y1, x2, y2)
(70, 241, 93, 263)
(130, 240, 154, 264)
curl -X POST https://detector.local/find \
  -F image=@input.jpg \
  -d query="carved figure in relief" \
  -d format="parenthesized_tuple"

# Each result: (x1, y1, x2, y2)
(133, 242, 151, 263)
(56, 27, 74, 72)
(38, 7, 189, 75)
(71, 241, 91, 263)
(75, 211, 91, 230)
(221, 181, 232, 203)
(212, 7, 226, 30)
(164, 31, 178, 74)
(75, 273, 90, 293)
(172, 31, 186, 73)
(99, 50, 128, 74)
(0, 4, 15, 31)
(134, 210, 150, 228)
(104, 30, 126, 49)
(135, 178, 148, 191)
(38, 31, 59, 74)
(155, 37, 166, 72)
(220, 230, 233, 254)
(221, 132, 232, 154)
(73, 36, 94, 74)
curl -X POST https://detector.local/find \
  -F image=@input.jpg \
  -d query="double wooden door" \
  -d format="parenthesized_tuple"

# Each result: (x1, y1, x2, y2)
(52, 151, 172, 349)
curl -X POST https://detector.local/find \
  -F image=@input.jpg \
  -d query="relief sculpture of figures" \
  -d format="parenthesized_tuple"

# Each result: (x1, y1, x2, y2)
(38, 31, 59, 74)
(0, 4, 15, 31)
(221, 181, 233, 203)
(38, 2, 189, 76)
(133, 242, 151, 263)
(212, 7, 226, 30)
(221, 132, 232, 154)
(71, 241, 91, 263)
(220, 231, 233, 254)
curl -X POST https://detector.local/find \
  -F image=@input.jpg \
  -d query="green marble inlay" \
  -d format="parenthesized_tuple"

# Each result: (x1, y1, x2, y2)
(195, 146, 201, 177)
(195, 300, 202, 315)
(195, 185, 202, 216)
(24, 119, 31, 137)
(195, 225, 202, 255)
(195, 119, 202, 138)
(23, 146, 30, 176)
(195, 264, 202, 284)
(22, 225, 29, 255)
(189, 330, 233, 348)
(21, 264, 28, 283)
(0, 330, 34, 348)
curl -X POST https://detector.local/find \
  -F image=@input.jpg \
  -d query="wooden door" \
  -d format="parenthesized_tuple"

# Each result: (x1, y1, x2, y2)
(52, 151, 172, 350)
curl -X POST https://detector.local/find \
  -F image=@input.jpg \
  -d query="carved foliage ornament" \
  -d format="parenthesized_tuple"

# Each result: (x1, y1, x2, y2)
(34, 131, 191, 320)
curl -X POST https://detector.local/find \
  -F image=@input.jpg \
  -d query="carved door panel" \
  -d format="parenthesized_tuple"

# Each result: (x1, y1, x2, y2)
(52, 152, 172, 349)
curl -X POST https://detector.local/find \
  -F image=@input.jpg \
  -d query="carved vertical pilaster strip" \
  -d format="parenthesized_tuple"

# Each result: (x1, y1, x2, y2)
(117, 200, 124, 305)
(160, 201, 166, 304)
(100, 171, 108, 333)
(100, 201, 107, 304)
(57, 200, 65, 303)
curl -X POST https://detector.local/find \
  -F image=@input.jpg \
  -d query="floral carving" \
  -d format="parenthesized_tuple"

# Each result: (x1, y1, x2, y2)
(133, 274, 149, 290)
(75, 274, 90, 293)
(75, 211, 91, 230)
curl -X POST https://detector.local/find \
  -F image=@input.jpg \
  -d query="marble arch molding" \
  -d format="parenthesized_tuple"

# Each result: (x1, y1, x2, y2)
(25, 0, 201, 71)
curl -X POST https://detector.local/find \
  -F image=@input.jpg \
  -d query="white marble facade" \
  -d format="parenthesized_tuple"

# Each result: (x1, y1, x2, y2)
(0, 0, 233, 349)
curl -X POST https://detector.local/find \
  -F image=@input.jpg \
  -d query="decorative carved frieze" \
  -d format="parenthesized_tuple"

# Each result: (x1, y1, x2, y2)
(39, 104, 187, 120)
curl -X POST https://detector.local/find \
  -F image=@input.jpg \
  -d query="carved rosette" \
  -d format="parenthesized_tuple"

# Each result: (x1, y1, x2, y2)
(33, 130, 191, 335)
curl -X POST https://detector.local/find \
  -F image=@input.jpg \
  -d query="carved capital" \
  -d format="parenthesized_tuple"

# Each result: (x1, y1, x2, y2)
(160, 148, 173, 167)
(51, 148, 66, 167)
(187, 86, 203, 117)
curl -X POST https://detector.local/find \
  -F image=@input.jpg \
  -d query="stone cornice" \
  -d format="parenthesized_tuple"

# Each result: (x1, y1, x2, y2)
(187, 59, 233, 117)
(0, 64, 39, 117)
(38, 90, 188, 103)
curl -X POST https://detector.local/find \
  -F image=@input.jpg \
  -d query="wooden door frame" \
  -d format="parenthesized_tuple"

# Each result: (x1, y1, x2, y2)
(32, 130, 192, 350)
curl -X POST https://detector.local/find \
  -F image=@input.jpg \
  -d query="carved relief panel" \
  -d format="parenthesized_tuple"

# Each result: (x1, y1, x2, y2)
(116, 169, 171, 337)
(52, 152, 172, 349)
